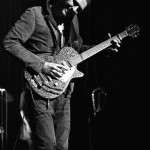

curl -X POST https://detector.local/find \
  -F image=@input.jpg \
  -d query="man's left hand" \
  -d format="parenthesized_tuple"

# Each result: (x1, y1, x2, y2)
(108, 33, 121, 52)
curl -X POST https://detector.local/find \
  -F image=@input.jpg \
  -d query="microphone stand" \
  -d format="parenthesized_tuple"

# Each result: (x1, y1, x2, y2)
(92, 87, 107, 116)
(89, 87, 107, 150)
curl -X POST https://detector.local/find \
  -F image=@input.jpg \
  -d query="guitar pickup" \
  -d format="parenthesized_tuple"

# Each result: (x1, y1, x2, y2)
(60, 60, 72, 71)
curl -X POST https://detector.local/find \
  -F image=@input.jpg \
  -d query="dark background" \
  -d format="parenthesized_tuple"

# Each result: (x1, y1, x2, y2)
(0, 0, 149, 150)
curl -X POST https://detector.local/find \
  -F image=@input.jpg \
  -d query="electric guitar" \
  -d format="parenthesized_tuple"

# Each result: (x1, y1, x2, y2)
(24, 24, 140, 99)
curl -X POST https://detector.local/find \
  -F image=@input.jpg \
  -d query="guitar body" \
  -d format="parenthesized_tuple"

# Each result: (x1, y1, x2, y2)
(25, 46, 84, 99)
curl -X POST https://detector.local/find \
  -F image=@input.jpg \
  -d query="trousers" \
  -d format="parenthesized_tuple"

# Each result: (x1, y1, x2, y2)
(25, 87, 71, 150)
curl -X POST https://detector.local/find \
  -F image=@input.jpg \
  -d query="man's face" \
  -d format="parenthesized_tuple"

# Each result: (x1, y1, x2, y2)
(52, 0, 88, 24)
(55, 0, 88, 17)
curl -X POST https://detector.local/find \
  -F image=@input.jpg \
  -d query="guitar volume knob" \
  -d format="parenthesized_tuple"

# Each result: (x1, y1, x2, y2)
(54, 82, 59, 86)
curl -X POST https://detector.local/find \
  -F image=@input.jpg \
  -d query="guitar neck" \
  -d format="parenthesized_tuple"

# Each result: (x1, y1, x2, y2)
(70, 30, 128, 66)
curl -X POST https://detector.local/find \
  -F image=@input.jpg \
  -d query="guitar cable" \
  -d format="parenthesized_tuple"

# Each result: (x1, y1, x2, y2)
(28, 83, 50, 114)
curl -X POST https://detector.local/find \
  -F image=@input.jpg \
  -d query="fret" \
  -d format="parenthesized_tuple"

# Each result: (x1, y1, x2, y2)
(81, 39, 111, 61)
(69, 55, 83, 66)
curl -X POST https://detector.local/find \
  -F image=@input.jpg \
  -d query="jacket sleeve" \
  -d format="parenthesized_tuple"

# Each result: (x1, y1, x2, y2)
(3, 7, 45, 73)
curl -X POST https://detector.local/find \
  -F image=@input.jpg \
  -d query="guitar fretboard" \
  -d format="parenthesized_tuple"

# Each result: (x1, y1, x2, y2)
(69, 31, 128, 66)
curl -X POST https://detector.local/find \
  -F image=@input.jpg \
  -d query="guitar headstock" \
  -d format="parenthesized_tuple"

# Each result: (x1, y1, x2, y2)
(125, 24, 140, 38)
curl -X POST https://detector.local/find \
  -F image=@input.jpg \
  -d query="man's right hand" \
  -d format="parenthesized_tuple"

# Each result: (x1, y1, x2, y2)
(42, 62, 70, 78)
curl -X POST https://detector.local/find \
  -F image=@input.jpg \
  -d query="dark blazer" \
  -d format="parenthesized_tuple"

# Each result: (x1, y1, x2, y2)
(3, 6, 90, 97)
